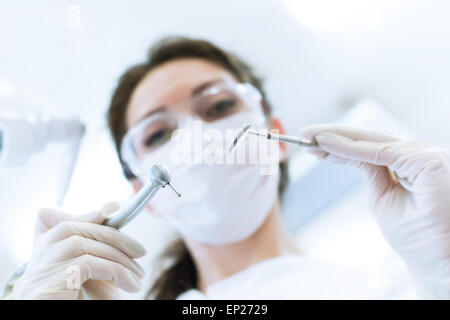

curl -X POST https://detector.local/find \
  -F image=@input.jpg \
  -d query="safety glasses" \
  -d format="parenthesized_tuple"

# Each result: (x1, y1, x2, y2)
(120, 81, 265, 177)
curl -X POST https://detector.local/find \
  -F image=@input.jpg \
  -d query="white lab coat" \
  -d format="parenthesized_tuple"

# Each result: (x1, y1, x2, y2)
(177, 255, 419, 300)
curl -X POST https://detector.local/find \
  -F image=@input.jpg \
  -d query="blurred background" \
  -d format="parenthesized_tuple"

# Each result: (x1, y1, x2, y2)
(1, 0, 450, 298)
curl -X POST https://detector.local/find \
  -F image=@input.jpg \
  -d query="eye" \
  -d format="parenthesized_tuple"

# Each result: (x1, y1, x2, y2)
(205, 99, 237, 119)
(144, 129, 172, 147)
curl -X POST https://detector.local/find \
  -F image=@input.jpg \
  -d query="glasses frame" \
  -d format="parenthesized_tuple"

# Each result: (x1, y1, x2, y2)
(120, 81, 265, 178)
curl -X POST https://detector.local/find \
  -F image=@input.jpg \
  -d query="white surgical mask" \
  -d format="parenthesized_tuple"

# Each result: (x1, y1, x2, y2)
(138, 111, 280, 245)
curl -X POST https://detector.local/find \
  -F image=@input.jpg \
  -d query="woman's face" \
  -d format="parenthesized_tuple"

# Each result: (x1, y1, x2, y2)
(124, 57, 286, 231)
(124, 57, 286, 194)
(126, 58, 240, 130)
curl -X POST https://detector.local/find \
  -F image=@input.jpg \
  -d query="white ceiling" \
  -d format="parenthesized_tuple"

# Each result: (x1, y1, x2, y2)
(2, 0, 450, 140)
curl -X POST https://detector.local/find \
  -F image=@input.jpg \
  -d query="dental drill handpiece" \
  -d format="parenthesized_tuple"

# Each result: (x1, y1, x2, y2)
(103, 164, 180, 229)
(1, 164, 180, 297)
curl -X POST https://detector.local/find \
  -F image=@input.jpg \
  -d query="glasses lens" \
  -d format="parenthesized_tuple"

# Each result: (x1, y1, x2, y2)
(130, 114, 177, 161)
(122, 83, 263, 176)
(194, 87, 249, 122)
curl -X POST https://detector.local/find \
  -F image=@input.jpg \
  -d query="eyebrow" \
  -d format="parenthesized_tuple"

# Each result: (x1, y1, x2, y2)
(133, 79, 224, 125)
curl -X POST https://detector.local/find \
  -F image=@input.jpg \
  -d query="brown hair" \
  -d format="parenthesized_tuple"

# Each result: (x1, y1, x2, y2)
(107, 36, 288, 299)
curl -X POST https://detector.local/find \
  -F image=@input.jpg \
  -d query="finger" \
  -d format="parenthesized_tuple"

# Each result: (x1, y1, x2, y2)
(47, 235, 145, 278)
(75, 255, 142, 293)
(325, 154, 395, 199)
(43, 221, 146, 258)
(100, 201, 121, 216)
(313, 132, 417, 169)
(299, 124, 401, 144)
(306, 148, 329, 159)
(83, 280, 122, 300)
(35, 207, 105, 234)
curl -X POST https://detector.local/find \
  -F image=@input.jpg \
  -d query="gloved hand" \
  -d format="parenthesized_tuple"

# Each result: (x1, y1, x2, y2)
(299, 124, 450, 299)
(13, 202, 146, 300)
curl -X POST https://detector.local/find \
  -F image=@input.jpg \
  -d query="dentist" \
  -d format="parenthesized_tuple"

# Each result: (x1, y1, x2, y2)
(10, 37, 450, 300)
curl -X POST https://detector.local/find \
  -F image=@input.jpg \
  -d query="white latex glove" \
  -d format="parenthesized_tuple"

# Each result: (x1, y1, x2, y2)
(13, 202, 146, 300)
(299, 124, 450, 299)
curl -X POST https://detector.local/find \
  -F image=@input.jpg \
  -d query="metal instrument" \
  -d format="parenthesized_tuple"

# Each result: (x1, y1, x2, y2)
(103, 164, 180, 229)
(228, 122, 319, 153)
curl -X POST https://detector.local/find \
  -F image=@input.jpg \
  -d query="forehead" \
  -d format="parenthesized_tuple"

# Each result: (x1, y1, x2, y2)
(126, 58, 238, 128)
